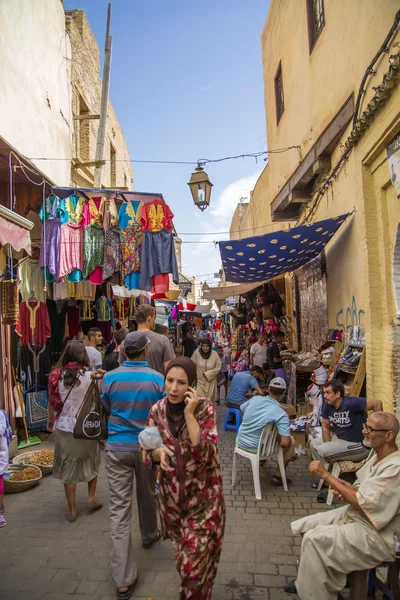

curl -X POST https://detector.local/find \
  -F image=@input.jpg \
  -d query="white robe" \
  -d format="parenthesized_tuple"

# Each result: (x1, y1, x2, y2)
(292, 450, 400, 600)
(191, 349, 221, 401)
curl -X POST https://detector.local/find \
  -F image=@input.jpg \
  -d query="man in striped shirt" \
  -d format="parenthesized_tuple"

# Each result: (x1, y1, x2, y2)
(102, 331, 165, 599)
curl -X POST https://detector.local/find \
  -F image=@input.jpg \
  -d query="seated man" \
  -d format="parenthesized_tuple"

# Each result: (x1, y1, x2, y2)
(285, 412, 400, 600)
(225, 366, 265, 409)
(236, 377, 295, 487)
(259, 362, 274, 390)
(310, 379, 382, 463)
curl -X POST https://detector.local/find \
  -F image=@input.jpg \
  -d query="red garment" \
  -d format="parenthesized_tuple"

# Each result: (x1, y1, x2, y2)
(140, 199, 174, 232)
(67, 306, 81, 338)
(15, 301, 51, 346)
(151, 273, 169, 295)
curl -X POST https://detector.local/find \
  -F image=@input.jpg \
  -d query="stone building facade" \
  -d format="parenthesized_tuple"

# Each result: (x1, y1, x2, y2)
(229, 0, 400, 415)
(65, 10, 133, 189)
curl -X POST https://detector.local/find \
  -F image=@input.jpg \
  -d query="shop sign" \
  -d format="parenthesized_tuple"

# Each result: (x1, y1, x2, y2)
(387, 131, 400, 198)
(226, 296, 239, 306)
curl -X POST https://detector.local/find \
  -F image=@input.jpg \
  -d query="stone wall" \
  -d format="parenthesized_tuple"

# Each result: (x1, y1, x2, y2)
(65, 10, 133, 189)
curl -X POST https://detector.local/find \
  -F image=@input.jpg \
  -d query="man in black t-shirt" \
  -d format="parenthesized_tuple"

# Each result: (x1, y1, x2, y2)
(103, 328, 128, 372)
(310, 379, 383, 463)
(267, 331, 286, 378)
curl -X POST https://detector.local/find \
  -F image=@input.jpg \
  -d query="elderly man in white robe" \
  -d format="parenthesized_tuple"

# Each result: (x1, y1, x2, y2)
(284, 411, 400, 600)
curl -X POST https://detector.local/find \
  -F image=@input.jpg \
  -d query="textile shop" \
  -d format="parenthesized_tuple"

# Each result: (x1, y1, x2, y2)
(0, 186, 179, 438)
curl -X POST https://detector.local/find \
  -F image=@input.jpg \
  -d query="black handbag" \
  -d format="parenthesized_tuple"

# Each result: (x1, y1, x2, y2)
(73, 380, 107, 441)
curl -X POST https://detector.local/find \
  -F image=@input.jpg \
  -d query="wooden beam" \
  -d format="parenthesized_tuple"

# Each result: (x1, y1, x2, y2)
(288, 190, 310, 203)
(312, 157, 331, 175)
(73, 114, 100, 120)
(72, 159, 106, 168)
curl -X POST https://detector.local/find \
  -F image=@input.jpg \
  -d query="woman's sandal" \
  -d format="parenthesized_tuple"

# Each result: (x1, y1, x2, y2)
(88, 499, 103, 511)
(271, 475, 292, 486)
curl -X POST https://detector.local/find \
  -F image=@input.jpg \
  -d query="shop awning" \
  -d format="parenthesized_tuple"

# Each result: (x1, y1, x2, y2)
(219, 214, 349, 283)
(202, 281, 264, 301)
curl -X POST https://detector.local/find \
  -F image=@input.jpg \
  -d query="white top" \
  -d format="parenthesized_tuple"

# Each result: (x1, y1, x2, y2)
(85, 346, 102, 371)
(55, 370, 92, 433)
(0, 411, 9, 475)
(250, 342, 267, 367)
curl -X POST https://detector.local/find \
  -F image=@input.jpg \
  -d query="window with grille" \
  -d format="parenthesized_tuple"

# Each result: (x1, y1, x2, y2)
(274, 61, 284, 124)
(306, 0, 325, 52)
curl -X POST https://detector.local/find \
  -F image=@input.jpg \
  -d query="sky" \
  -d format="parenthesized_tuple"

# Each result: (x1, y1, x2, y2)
(64, 0, 270, 284)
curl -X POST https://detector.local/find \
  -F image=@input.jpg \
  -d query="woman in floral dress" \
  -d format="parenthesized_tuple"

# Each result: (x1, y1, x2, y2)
(141, 357, 225, 600)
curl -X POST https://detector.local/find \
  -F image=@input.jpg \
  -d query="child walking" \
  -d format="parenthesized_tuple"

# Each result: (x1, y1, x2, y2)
(0, 409, 12, 527)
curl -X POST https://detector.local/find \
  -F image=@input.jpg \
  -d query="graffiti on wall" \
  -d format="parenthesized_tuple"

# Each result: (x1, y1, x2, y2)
(336, 296, 365, 331)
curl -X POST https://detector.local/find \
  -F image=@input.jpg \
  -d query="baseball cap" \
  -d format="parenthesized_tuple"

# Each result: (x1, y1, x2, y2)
(124, 332, 150, 354)
(269, 377, 287, 390)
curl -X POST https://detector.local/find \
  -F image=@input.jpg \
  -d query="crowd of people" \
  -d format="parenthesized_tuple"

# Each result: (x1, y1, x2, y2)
(1, 307, 399, 600)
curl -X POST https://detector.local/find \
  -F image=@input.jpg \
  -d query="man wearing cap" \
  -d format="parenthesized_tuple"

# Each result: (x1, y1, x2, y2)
(236, 377, 296, 487)
(102, 332, 165, 599)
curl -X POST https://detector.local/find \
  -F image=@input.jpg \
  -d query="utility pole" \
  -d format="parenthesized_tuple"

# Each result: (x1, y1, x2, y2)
(94, 3, 112, 188)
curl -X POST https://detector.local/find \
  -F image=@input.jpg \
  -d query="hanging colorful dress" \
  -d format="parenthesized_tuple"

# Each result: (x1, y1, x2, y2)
(140, 199, 177, 293)
(39, 194, 62, 282)
(141, 396, 225, 600)
(118, 200, 143, 290)
(59, 195, 85, 283)
(102, 199, 121, 283)
(82, 197, 105, 284)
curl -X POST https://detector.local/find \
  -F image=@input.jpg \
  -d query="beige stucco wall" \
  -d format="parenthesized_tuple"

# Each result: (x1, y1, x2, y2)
(229, 0, 400, 412)
(66, 10, 133, 189)
(0, 0, 72, 185)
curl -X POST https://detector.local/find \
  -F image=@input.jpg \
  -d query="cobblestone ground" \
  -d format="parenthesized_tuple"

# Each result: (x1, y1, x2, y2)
(1, 397, 335, 600)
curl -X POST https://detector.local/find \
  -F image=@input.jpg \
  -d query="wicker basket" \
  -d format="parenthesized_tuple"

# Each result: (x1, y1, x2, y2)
(13, 450, 54, 475)
(4, 464, 42, 494)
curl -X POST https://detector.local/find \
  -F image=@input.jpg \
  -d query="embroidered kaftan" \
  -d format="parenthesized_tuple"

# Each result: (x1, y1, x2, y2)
(59, 194, 85, 282)
(103, 199, 121, 282)
(119, 201, 143, 290)
(39, 194, 62, 281)
(82, 197, 105, 284)
(141, 396, 225, 600)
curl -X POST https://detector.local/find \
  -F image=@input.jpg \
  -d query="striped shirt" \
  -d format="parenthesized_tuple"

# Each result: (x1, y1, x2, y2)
(102, 361, 165, 452)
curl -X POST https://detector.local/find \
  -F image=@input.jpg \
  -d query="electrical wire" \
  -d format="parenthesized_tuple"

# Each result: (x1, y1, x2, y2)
(28, 146, 300, 166)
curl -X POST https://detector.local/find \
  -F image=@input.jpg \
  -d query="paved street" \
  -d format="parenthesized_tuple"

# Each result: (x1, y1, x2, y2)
(1, 404, 333, 600)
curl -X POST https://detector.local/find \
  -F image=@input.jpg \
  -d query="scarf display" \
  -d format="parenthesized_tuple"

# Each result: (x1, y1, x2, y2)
(48, 361, 86, 416)
(165, 357, 198, 437)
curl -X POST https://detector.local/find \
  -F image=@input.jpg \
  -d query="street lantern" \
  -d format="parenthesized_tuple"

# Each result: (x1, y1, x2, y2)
(188, 163, 213, 211)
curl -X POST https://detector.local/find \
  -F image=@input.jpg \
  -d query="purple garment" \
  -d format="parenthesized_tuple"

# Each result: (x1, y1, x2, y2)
(40, 218, 61, 279)
(273, 367, 286, 381)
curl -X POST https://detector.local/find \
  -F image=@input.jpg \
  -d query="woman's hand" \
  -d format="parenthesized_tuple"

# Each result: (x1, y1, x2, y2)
(91, 369, 106, 380)
(184, 386, 199, 417)
(152, 446, 174, 471)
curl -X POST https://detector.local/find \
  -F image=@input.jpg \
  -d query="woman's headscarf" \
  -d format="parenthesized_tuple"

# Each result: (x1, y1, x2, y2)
(199, 338, 212, 360)
(165, 358, 197, 437)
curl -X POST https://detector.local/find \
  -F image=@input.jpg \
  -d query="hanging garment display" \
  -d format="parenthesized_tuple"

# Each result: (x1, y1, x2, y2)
(114, 297, 128, 323)
(103, 199, 121, 282)
(59, 194, 85, 282)
(79, 300, 95, 322)
(66, 305, 80, 338)
(19, 258, 47, 303)
(75, 281, 96, 301)
(58, 222, 83, 280)
(39, 194, 62, 282)
(141, 199, 174, 294)
(82, 197, 105, 284)
(1, 278, 19, 325)
(46, 299, 68, 361)
(96, 296, 115, 325)
(139, 229, 179, 291)
(53, 281, 68, 301)
(15, 301, 51, 346)
(119, 200, 143, 290)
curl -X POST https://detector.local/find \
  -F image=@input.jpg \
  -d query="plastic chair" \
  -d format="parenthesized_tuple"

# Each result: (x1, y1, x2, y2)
(224, 408, 242, 434)
(317, 450, 373, 505)
(231, 422, 288, 500)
